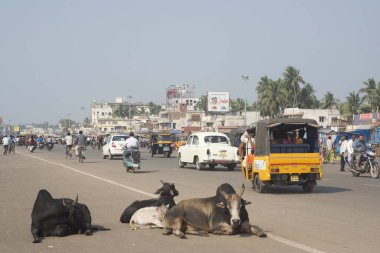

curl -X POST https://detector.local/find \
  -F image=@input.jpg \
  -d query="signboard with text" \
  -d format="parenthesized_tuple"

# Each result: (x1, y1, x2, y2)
(207, 92, 230, 112)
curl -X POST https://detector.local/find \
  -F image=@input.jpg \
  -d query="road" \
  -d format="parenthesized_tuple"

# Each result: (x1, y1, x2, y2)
(1, 145, 379, 253)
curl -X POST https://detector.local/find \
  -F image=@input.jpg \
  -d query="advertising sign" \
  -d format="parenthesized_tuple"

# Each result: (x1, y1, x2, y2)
(207, 92, 230, 112)
(353, 113, 380, 125)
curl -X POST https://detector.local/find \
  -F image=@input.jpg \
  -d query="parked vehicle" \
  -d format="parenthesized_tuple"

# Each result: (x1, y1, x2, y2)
(102, 134, 129, 159)
(177, 132, 239, 171)
(240, 119, 323, 193)
(350, 148, 379, 178)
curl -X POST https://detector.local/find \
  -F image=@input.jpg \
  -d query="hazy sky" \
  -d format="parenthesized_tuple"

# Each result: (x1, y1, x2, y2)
(1, 0, 379, 124)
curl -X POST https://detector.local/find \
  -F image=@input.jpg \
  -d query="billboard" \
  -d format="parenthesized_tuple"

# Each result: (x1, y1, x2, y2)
(207, 92, 230, 112)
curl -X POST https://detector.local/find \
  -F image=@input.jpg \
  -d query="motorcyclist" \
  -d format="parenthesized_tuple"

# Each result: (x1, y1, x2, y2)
(46, 136, 54, 150)
(355, 134, 369, 169)
(122, 132, 140, 162)
(37, 135, 44, 148)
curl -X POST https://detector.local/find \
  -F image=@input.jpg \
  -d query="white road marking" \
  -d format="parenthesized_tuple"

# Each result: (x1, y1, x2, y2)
(19, 151, 326, 253)
(267, 233, 326, 253)
(364, 184, 380, 188)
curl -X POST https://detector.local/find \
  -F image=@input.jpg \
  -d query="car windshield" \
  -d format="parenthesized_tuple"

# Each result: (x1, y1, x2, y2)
(112, 136, 129, 141)
(204, 135, 229, 144)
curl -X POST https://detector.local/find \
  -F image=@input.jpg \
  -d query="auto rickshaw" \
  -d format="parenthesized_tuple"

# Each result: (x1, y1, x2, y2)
(174, 134, 187, 150)
(240, 118, 323, 193)
(150, 133, 175, 158)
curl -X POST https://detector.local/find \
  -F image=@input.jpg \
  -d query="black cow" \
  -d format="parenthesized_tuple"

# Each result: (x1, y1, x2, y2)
(31, 189, 93, 243)
(120, 180, 179, 223)
(163, 183, 265, 239)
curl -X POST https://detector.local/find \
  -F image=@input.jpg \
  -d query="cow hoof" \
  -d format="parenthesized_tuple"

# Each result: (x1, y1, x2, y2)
(257, 232, 267, 238)
(33, 239, 41, 243)
(162, 229, 172, 235)
(84, 230, 92, 236)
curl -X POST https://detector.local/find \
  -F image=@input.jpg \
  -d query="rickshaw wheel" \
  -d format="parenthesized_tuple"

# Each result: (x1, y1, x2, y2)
(302, 182, 314, 193)
(254, 174, 266, 193)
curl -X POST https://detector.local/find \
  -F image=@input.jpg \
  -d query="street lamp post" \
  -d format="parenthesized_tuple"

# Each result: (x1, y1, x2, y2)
(127, 96, 132, 131)
(241, 75, 249, 127)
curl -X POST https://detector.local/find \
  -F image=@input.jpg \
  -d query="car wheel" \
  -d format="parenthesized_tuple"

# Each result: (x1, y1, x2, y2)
(108, 151, 113, 160)
(209, 164, 215, 169)
(254, 174, 266, 193)
(227, 164, 236, 171)
(195, 157, 204, 171)
(103, 154, 106, 159)
(178, 154, 185, 168)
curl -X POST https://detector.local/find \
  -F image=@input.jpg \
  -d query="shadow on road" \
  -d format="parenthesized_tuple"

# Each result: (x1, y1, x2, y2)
(263, 185, 351, 194)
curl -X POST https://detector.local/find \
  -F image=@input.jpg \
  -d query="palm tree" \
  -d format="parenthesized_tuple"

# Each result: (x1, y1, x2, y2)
(346, 91, 363, 115)
(113, 104, 128, 118)
(148, 102, 162, 116)
(321, 92, 339, 110)
(298, 83, 319, 109)
(257, 77, 287, 118)
(196, 95, 208, 112)
(283, 66, 305, 108)
(360, 78, 378, 112)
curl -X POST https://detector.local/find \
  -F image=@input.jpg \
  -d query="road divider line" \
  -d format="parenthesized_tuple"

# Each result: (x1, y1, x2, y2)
(267, 233, 326, 253)
(19, 151, 326, 253)
(18, 152, 156, 198)
(364, 184, 380, 188)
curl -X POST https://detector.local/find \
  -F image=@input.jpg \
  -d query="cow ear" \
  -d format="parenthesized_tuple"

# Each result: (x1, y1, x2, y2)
(216, 202, 225, 208)
(243, 200, 252, 206)
(154, 188, 162, 194)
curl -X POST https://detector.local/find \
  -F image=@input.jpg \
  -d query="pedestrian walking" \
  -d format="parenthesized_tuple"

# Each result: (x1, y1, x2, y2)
(325, 135, 333, 163)
(339, 135, 348, 172)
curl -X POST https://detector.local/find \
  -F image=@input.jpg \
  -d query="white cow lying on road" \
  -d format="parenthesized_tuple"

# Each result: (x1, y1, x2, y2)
(130, 205, 168, 230)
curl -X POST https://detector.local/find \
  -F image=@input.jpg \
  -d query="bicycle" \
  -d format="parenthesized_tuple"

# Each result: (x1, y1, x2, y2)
(77, 146, 85, 163)
(65, 145, 73, 159)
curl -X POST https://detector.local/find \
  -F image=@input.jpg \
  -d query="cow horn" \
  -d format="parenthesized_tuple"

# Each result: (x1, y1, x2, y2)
(63, 199, 68, 206)
(218, 185, 229, 199)
(160, 179, 165, 185)
(239, 184, 245, 197)
(74, 194, 78, 205)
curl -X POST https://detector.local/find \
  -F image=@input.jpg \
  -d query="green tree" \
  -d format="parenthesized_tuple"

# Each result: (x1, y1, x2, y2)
(257, 76, 287, 118)
(83, 117, 91, 127)
(230, 98, 245, 114)
(148, 102, 162, 116)
(113, 104, 128, 118)
(360, 78, 378, 112)
(346, 91, 364, 115)
(283, 66, 305, 108)
(321, 92, 339, 109)
(196, 95, 208, 112)
(298, 83, 320, 109)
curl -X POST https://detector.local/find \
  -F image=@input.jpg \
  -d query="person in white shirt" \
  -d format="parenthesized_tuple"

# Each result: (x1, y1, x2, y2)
(325, 136, 333, 162)
(346, 134, 357, 165)
(64, 132, 73, 159)
(240, 129, 255, 168)
(2, 135, 9, 156)
(339, 135, 348, 172)
(123, 132, 140, 150)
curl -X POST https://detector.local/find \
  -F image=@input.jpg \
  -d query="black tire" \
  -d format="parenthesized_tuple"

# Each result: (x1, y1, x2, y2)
(209, 164, 215, 169)
(227, 164, 236, 171)
(178, 154, 185, 168)
(195, 157, 204, 171)
(254, 174, 266, 193)
(351, 170, 360, 177)
(302, 182, 314, 193)
(103, 155, 107, 159)
(370, 163, 380, 179)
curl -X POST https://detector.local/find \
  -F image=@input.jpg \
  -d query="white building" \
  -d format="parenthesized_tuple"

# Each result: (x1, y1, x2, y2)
(283, 108, 344, 130)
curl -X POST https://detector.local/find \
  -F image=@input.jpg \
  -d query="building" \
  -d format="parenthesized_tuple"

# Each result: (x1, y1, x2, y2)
(283, 108, 346, 131)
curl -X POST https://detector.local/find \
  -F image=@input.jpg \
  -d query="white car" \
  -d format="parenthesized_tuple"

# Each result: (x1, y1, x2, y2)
(102, 134, 129, 159)
(177, 132, 239, 170)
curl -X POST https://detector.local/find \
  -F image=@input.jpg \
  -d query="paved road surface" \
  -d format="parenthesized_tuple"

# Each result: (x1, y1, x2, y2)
(1, 146, 379, 253)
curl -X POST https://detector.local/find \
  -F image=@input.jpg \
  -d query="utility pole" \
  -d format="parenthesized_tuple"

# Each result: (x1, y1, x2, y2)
(241, 75, 249, 127)
(127, 96, 132, 131)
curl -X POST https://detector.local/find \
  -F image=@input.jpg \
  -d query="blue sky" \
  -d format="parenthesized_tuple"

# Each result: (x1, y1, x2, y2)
(1, 0, 379, 124)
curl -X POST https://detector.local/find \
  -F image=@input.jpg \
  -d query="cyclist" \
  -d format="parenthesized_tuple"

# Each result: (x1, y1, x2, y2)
(64, 132, 73, 159)
(76, 130, 87, 160)
(2, 135, 9, 155)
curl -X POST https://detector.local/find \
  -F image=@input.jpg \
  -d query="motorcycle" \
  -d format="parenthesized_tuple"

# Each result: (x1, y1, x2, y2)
(350, 148, 380, 179)
(123, 148, 141, 173)
(46, 142, 54, 151)
(28, 145, 37, 153)
(37, 142, 44, 150)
